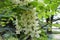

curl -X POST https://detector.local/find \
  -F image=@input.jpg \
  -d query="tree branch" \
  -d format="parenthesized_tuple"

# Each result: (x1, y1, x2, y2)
(53, 18, 60, 22)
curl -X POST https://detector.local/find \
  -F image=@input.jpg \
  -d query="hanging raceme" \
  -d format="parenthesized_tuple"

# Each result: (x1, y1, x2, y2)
(11, 0, 41, 40)
(15, 7, 41, 40)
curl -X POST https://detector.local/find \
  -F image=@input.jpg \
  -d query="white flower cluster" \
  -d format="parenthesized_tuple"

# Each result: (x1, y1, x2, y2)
(16, 8, 41, 38)
(11, 0, 34, 5)
(12, 0, 41, 39)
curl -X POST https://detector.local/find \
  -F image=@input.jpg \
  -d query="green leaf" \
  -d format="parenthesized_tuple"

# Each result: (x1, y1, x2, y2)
(49, 3, 58, 10)
(44, 0, 50, 4)
(30, 1, 38, 7)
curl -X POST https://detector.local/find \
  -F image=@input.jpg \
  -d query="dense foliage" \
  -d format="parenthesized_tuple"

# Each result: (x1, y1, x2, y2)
(0, 0, 60, 40)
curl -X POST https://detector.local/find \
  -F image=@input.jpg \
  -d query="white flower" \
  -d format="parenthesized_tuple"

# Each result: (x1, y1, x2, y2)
(11, 0, 20, 4)
(35, 33, 40, 38)
(16, 8, 40, 38)
(34, 27, 39, 30)
(36, 30, 41, 33)
(38, 0, 44, 3)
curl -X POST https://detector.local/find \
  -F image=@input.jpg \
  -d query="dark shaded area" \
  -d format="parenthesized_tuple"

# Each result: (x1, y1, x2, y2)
(0, 17, 32, 40)
(46, 15, 54, 34)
